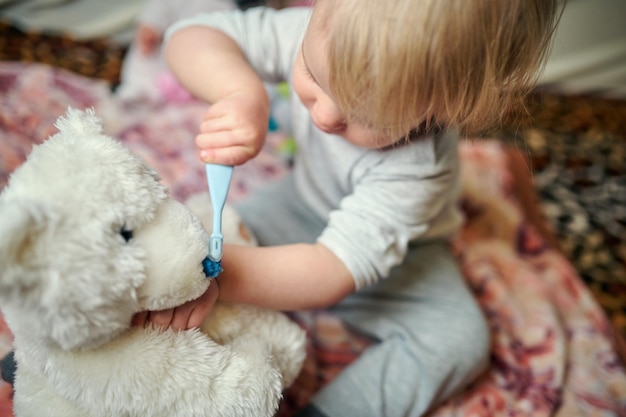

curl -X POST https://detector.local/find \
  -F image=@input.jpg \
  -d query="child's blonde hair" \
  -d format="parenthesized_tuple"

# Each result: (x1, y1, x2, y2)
(323, 0, 562, 137)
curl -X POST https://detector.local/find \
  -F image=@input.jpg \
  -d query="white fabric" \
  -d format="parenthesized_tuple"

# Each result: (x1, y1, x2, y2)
(0, 0, 143, 43)
(538, 0, 626, 98)
(138, 0, 237, 31)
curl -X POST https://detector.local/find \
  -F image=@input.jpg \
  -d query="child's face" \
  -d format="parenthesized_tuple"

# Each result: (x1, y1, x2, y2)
(292, 2, 398, 149)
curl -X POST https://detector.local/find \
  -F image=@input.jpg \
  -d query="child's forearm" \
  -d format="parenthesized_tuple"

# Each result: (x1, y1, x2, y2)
(217, 243, 355, 310)
(164, 26, 268, 106)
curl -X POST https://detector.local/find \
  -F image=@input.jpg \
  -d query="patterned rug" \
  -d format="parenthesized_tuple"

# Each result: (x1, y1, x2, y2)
(1, 16, 625, 341)
(497, 93, 626, 337)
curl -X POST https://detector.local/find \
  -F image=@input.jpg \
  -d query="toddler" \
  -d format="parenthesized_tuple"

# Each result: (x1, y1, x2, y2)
(145, 1, 561, 416)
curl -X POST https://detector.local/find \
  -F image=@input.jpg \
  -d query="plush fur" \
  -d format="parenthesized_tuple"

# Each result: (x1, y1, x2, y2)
(0, 108, 306, 417)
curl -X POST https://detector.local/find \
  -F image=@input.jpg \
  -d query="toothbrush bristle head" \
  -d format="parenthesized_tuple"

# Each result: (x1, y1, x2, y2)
(202, 258, 223, 278)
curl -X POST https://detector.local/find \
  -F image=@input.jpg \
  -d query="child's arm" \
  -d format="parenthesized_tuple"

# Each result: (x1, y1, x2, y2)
(140, 243, 355, 330)
(218, 243, 355, 310)
(165, 26, 269, 166)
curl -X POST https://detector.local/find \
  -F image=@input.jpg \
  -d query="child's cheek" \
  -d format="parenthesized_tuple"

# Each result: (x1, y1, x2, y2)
(292, 70, 313, 109)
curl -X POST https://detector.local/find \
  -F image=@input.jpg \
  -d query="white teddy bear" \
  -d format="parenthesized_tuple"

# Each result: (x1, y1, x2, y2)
(0, 108, 306, 417)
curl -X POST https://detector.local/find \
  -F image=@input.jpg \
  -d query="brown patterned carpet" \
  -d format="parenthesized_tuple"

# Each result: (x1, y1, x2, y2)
(497, 94, 626, 337)
(1, 20, 625, 338)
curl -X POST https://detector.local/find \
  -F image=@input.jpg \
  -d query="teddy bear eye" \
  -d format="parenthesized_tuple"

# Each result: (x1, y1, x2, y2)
(120, 228, 133, 243)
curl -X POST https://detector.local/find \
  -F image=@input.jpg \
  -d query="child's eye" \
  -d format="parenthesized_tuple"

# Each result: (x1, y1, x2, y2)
(120, 227, 133, 242)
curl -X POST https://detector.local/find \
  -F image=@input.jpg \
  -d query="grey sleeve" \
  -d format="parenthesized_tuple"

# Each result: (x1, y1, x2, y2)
(165, 6, 310, 83)
(317, 137, 462, 289)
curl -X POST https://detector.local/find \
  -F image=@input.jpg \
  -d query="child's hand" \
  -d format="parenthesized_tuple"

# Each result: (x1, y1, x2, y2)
(132, 281, 219, 331)
(196, 90, 270, 166)
(136, 24, 163, 56)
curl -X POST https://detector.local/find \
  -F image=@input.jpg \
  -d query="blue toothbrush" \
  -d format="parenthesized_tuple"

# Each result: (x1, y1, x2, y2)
(201, 164, 233, 278)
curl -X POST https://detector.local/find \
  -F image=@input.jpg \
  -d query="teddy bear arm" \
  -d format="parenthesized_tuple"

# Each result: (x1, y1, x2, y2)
(52, 328, 285, 417)
(12, 328, 283, 417)
(13, 368, 87, 417)
(202, 303, 307, 388)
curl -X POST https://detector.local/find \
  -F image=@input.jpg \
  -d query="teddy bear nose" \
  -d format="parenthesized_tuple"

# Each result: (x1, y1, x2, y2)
(202, 257, 223, 279)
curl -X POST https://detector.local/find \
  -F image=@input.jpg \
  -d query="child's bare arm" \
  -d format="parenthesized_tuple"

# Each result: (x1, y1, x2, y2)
(143, 242, 354, 330)
(218, 243, 355, 311)
(165, 26, 269, 166)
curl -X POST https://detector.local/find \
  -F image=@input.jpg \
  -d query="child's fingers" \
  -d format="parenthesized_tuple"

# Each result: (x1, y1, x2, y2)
(187, 283, 220, 329)
(200, 110, 231, 132)
(131, 311, 148, 327)
(147, 309, 174, 329)
(197, 125, 263, 165)
(200, 110, 261, 135)
(187, 308, 208, 329)
(169, 308, 192, 331)
(203, 99, 242, 125)
(195, 131, 233, 151)
(195, 126, 261, 150)
(200, 144, 257, 166)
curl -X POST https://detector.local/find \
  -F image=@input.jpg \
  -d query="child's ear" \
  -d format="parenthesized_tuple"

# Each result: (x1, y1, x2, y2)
(0, 200, 51, 302)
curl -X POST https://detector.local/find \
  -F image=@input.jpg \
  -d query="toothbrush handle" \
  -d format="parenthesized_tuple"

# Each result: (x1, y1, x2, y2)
(209, 235, 223, 262)
(206, 164, 233, 261)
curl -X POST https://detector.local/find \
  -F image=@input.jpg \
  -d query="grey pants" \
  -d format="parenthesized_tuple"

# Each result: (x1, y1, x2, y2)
(235, 175, 491, 417)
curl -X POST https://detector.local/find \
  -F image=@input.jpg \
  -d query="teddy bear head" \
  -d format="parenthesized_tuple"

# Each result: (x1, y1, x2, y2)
(0, 108, 213, 351)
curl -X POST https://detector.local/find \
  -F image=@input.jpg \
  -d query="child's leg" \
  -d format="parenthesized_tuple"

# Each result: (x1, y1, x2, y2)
(235, 177, 490, 417)
(308, 241, 490, 417)
(234, 174, 326, 246)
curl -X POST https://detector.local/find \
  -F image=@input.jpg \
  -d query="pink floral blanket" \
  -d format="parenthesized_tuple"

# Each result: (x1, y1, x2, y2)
(1, 62, 625, 416)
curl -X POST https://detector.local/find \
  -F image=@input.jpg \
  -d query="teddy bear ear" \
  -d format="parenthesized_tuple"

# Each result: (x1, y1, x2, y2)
(0, 200, 51, 302)
(54, 107, 104, 137)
